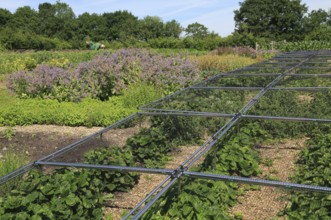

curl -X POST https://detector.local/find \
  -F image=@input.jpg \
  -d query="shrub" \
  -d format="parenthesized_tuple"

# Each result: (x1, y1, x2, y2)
(148, 37, 184, 49)
(8, 49, 199, 101)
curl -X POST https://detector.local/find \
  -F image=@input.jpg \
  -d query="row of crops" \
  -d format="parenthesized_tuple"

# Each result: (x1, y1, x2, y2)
(0, 50, 330, 219)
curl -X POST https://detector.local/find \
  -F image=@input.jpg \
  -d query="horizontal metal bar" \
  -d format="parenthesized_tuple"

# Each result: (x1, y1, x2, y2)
(244, 66, 291, 69)
(272, 87, 331, 91)
(207, 73, 331, 78)
(289, 74, 331, 77)
(190, 86, 331, 91)
(206, 73, 281, 77)
(32, 163, 331, 193)
(138, 110, 235, 118)
(242, 115, 331, 123)
(261, 62, 330, 65)
(191, 86, 264, 90)
(35, 161, 174, 175)
(139, 109, 331, 123)
(298, 66, 331, 69)
(184, 172, 331, 193)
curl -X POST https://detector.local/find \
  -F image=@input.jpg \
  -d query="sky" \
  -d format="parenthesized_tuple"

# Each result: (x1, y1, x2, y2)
(1, 0, 330, 37)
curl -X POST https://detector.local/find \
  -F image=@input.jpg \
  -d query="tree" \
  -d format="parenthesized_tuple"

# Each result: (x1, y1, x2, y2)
(103, 10, 139, 41)
(164, 20, 182, 38)
(77, 12, 107, 41)
(138, 16, 164, 41)
(52, 1, 77, 40)
(234, 0, 308, 41)
(9, 6, 38, 32)
(304, 9, 329, 34)
(305, 24, 331, 41)
(37, 1, 76, 40)
(37, 2, 56, 37)
(0, 8, 12, 28)
(185, 22, 208, 39)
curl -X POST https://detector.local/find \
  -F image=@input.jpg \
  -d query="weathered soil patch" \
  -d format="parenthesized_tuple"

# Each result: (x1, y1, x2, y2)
(0, 125, 139, 164)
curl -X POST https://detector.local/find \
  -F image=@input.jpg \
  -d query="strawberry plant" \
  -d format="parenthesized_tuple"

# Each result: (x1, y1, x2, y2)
(126, 127, 170, 168)
(84, 147, 140, 192)
(0, 169, 104, 219)
(282, 133, 331, 219)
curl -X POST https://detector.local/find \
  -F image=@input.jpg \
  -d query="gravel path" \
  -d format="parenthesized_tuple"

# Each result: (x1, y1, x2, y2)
(230, 138, 307, 220)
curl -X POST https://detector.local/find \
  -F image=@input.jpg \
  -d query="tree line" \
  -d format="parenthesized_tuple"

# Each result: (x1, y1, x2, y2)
(0, 0, 330, 50)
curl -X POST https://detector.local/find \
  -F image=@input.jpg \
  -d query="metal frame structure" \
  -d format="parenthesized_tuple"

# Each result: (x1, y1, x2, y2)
(1, 50, 331, 219)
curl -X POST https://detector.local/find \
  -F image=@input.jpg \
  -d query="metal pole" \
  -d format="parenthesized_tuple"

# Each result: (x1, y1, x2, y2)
(184, 172, 331, 193)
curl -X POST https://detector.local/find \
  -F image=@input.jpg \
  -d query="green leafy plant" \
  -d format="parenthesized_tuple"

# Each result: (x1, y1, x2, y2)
(145, 178, 237, 219)
(126, 127, 170, 168)
(282, 133, 331, 219)
(84, 147, 140, 192)
(0, 169, 104, 219)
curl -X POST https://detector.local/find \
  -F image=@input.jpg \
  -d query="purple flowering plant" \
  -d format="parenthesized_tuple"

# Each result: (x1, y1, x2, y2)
(8, 49, 199, 102)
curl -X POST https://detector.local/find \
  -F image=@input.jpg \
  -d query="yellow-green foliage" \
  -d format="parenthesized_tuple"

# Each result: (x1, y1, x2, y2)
(44, 58, 70, 68)
(0, 50, 101, 75)
(189, 55, 258, 73)
(0, 148, 28, 195)
(0, 56, 37, 74)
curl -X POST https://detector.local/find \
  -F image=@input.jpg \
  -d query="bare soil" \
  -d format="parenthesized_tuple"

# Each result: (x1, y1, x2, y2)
(230, 138, 307, 220)
(0, 125, 139, 165)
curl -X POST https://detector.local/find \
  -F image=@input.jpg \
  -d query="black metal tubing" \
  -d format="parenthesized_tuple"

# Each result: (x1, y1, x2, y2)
(190, 86, 331, 91)
(138, 110, 235, 118)
(242, 115, 331, 123)
(202, 73, 331, 77)
(35, 161, 174, 175)
(184, 172, 331, 193)
(298, 66, 331, 69)
(139, 110, 331, 123)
